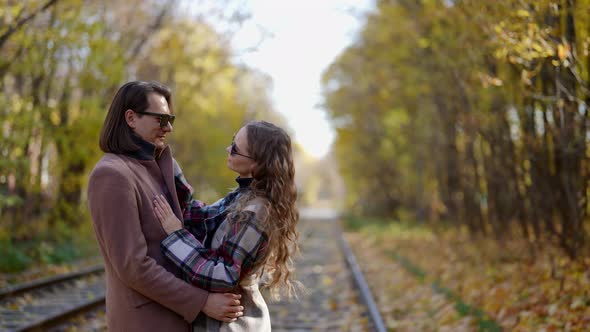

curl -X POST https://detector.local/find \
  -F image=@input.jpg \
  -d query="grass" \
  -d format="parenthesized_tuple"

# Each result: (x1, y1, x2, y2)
(343, 214, 503, 332)
(0, 220, 99, 273)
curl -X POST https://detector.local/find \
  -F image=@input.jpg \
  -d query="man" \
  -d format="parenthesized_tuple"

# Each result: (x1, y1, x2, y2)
(88, 81, 243, 331)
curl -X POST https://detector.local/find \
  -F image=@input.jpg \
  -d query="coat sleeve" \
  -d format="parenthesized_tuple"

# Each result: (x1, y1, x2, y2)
(161, 211, 268, 292)
(88, 164, 209, 323)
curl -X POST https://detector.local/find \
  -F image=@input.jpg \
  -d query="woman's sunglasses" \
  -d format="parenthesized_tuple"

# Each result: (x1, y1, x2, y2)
(230, 139, 254, 160)
(134, 110, 175, 128)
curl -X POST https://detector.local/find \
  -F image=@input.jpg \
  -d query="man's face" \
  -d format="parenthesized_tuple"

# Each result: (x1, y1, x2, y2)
(127, 93, 173, 149)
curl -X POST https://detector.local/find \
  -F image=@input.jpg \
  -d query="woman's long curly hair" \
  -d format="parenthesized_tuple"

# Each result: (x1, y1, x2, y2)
(227, 120, 300, 299)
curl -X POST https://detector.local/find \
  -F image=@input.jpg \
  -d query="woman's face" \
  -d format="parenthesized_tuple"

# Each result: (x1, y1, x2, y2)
(226, 126, 257, 177)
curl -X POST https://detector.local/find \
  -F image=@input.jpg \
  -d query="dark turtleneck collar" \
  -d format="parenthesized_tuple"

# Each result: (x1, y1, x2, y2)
(236, 176, 253, 189)
(126, 134, 159, 160)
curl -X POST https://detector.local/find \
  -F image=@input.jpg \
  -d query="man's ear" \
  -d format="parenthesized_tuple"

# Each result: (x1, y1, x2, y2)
(124, 109, 136, 128)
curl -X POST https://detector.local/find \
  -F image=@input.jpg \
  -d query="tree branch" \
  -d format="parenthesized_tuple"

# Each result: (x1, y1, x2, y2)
(127, 2, 174, 62)
(0, 0, 60, 50)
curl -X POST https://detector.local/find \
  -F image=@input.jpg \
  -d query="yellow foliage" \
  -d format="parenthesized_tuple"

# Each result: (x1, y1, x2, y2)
(557, 43, 570, 61)
(516, 9, 530, 18)
(349, 221, 590, 330)
(49, 111, 60, 126)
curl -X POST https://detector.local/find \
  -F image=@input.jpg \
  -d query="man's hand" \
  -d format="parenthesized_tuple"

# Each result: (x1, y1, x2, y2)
(202, 293, 244, 322)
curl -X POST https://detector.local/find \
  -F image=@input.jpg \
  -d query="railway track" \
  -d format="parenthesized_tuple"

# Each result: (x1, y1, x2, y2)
(268, 210, 387, 331)
(0, 209, 385, 331)
(0, 265, 105, 332)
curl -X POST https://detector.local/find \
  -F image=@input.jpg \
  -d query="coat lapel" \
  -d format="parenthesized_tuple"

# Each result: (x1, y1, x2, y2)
(157, 146, 182, 219)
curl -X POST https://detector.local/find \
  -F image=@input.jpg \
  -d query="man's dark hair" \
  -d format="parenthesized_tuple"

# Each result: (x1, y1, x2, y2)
(99, 81, 173, 154)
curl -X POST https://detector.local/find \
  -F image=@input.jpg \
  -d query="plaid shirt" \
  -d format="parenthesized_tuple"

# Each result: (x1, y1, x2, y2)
(161, 160, 268, 292)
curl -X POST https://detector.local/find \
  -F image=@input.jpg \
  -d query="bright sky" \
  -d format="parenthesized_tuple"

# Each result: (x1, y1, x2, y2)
(230, 0, 373, 159)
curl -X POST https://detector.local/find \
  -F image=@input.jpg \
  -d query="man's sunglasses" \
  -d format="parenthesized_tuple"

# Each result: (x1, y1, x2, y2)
(230, 140, 254, 160)
(134, 110, 175, 128)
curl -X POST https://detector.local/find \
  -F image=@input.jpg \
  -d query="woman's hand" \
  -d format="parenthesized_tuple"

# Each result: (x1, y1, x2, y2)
(153, 195, 182, 234)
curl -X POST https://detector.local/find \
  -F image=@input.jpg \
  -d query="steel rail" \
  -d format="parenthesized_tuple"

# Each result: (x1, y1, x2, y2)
(0, 264, 104, 300)
(338, 222, 388, 332)
(0, 264, 106, 332)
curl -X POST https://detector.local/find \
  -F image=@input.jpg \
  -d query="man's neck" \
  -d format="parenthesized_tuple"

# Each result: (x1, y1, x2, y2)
(126, 134, 158, 160)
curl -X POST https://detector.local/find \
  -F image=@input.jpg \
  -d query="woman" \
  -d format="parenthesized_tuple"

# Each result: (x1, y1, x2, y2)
(153, 120, 300, 331)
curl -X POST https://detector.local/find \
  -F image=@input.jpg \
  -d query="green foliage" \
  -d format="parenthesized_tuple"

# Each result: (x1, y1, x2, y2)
(323, 0, 590, 257)
(0, 240, 32, 273)
(342, 214, 395, 232)
(0, 0, 280, 271)
(0, 217, 99, 272)
(0, 194, 23, 211)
